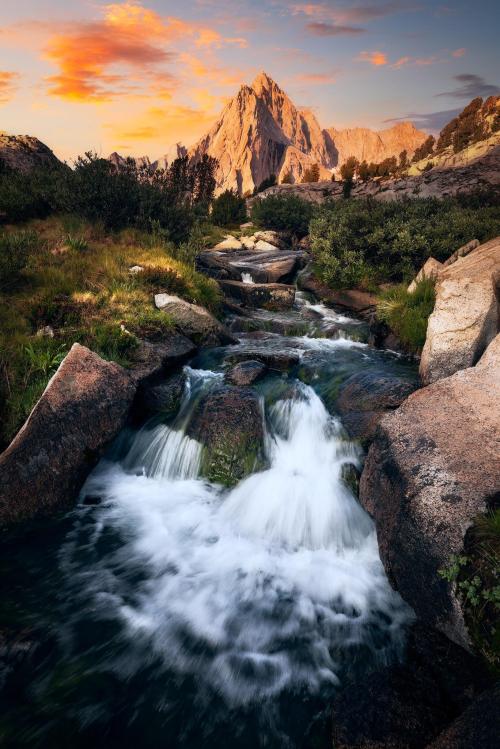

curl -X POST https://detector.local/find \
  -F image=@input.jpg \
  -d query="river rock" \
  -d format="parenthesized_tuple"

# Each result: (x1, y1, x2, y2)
(298, 269, 377, 316)
(420, 236, 500, 384)
(425, 683, 500, 749)
(213, 236, 242, 250)
(154, 294, 237, 346)
(225, 349, 301, 371)
(198, 247, 305, 284)
(130, 334, 196, 385)
(359, 334, 500, 649)
(0, 344, 136, 526)
(136, 371, 186, 416)
(331, 623, 491, 749)
(219, 280, 295, 310)
(226, 360, 267, 386)
(336, 371, 417, 445)
(186, 386, 264, 486)
(252, 230, 288, 249)
(407, 257, 444, 293)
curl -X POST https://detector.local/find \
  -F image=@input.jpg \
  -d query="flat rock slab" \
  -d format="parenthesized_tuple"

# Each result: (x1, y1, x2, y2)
(219, 280, 295, 310)
(198, 247, 306, 284)
(298, 270, 377, 315)
(225, 349, 301, 371)
(0, 344, 136, 526)
(360, 333, 500, 650)
(130, 334, 196, 385)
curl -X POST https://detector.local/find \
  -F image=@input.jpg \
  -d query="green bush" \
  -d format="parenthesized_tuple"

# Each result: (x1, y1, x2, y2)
(251, 194, 315, 237)
(309, 195, 500, 287)
(0, 230, 40, 288)
(211, 190, 247, 226)
(376, 277, 436, 352)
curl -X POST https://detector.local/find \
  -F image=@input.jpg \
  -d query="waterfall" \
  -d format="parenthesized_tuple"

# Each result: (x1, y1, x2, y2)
(77, 378, 411, 705)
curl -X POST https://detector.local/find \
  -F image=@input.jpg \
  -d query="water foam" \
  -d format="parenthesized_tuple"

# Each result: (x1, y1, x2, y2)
(77, 382, 411, 705)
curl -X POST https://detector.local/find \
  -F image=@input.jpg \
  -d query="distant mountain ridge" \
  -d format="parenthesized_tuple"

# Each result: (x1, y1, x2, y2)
(108, 72, 428, 194)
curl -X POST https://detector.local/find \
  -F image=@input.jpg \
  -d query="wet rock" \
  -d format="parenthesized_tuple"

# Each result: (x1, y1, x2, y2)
(198, 247, 306, 284)
(331, 623, 491, 749)
(359, 335, 500, 649)
(137, 371, 186, 415)
(225, 349, 301, 371)
(0, 344, 136, 526)
(154, 293, 237, 346)
(129, 334, 196, 385)
(420, 237, 500, 384)
(186, 386, 264, 486)
(220, 280, 295, 310)
(425, 683, 500, 749)
(336, 370, 417, 445)
(298, 269, 377, 316)
(226, 360, 267, 386)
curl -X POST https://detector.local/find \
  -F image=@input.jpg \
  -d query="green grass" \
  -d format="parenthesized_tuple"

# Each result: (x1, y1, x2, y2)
(0, 215, 222, 449)
(376, 277, 436, 352)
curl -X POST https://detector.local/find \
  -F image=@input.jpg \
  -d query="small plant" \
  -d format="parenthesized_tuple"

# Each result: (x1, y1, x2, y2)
(65, 234, 89, 252)
(376, 277, 436, 352)
(24, 342, 67, 378)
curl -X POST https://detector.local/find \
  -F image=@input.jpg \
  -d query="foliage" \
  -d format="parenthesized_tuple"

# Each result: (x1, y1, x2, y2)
(0, 152, 219, 244)
(376, 277, 436, 352)
(65, 235, 88, 252)
(309, 195, 500, 289)
(340, 157, 358, 182)
(0, 216, 221, 448)
(254, 174, 277, 194)
(211, 189, 247, 226)
(412, 135, 435, 163)
(250, 194, 315, 238)
(301, 163, 320, 183)
(439, 509, 500, 671)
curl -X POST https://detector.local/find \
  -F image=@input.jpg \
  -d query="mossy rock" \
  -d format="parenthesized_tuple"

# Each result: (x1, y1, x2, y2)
(186, 386, 264, 486)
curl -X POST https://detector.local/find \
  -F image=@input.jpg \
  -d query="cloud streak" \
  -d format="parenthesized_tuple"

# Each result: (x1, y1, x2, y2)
(435, 74, 499, 99)
(0, 71, 20, 103)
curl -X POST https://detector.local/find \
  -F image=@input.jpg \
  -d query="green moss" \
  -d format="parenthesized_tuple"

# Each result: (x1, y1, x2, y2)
(200, 438, 262, 487)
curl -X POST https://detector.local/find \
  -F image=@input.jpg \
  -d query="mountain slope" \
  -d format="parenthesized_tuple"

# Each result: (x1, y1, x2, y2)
(189, 72, 427, 193)
(0, 134, 63, 173)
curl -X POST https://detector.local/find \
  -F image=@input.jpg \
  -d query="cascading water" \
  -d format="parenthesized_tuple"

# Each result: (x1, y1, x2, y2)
(0, 294, 417, 748)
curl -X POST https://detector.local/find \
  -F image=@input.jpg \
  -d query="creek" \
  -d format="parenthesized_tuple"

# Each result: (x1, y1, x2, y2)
(0, 292, 418, 748)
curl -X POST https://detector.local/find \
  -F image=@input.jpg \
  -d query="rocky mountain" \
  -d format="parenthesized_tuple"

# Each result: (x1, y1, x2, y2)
(109, 142, 187, 173)
(327, 121, 427, 168)
(189, 72, 427, 193)
(0, 133, 62, 173)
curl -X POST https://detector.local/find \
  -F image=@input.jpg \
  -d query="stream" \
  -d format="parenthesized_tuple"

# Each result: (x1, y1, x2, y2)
(0, 292, 418, 748)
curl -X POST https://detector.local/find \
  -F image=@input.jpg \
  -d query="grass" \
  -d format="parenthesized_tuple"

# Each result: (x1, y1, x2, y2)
(0, 214, 222, 449)
(376, 277, 436, 353)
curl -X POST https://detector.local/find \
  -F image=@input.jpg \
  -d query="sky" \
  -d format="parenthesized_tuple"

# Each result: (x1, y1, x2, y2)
(0, 0, 498, 161)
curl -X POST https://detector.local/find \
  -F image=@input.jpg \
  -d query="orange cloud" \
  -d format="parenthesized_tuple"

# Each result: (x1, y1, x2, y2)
(180, 54, 248, 88)
(0, 71, 20, 103)
(107, 103, 217, 147)
(452, 48, 466, 58)
(41, 2, 247, 101)
(294, 71, 337, 84)
(356, 51, 388, 67)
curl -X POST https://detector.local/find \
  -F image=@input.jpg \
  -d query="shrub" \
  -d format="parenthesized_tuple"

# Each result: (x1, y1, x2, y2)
(0, 230, 39, 289)
(301, 163, 320, 183)
(211, 190, 247, 226)
(281, 172, 293, 184)
(251, 194, 315, 238)
(309, 196, 500, 288)
(376, 277, 435, 352)
(254, 174, 277, 194)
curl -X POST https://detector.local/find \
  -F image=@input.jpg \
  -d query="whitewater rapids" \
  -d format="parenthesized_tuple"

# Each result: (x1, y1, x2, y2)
(77, 373, 411, 706)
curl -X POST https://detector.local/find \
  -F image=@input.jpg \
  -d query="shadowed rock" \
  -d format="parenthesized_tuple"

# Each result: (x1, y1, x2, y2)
(220, 280, 295, 310)
(226, 360, 267, 386)
(154, 294, 237, 345)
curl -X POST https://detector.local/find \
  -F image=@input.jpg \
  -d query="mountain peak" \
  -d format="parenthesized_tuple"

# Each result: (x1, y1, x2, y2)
(252, 71, 278, 95)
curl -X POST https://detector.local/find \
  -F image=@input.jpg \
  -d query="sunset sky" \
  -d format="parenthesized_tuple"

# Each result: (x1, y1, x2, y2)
(0, 0, 498, 162)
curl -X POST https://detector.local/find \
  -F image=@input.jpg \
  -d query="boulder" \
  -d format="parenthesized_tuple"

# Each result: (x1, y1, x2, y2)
(407, 257, 444, 293)
(226, 360, 267, 386)
(252, 230, 288, 249)
(359, 334, 500, 649)
(442, 238, 480, 267)
(425, 684, 500, 749)
(186, 386, 264, 486)
(129, 334, 196, 385)
(0, 344, 136, 526)
(331, 623, 491, 749)
(136, 371, 186, 416)
(219, 280, 295, 310)
(298, 269, 377, 316)
(420, 237, 500, 384)
(198, 247, 305, 284)
(336, 370, 417, 445)
(154, 294, 236, 346)
(212, 236, 242, 250)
